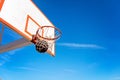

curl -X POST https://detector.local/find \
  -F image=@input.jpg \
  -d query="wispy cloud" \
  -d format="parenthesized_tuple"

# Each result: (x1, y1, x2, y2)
(64, 69, 77, 73)
(8, 48, 23, 55)
(57, 43, 105, 49)
(0, 55, 10, 62)
(0, 54, 11, 66)
(0, 48, 24, 66)
(16, 67, 42, 72)
(112, 77, 120, 80)
(0, 61, 5, 66)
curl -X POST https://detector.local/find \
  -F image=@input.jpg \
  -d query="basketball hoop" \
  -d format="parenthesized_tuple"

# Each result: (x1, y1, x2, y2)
(31, 26, 62, 53)
(32, 26, 62, 43)
(37, 26, 62, 41)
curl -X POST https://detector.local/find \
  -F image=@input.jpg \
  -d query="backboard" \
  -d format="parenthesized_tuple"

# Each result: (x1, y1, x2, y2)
(0, 0, 55, 56)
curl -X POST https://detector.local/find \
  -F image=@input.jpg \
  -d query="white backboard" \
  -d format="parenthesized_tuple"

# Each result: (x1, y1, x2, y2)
(0, 0, 55, 56)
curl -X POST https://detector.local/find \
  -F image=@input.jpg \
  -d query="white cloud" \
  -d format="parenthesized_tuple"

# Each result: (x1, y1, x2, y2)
(0, 55, 10, 62)
(57, 43, 105, 49)
(0, 61, 5, 66)
(8, 48, 23, 55)
(112, 77, 120, 80)
(0, 48, 24, 66)
(16, 67, 41, 72)
(0, 54, 11, 66)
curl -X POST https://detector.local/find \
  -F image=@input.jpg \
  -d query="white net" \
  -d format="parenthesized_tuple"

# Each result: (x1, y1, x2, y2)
(36, 26, 61, 55)
(37, 26, 55, 54)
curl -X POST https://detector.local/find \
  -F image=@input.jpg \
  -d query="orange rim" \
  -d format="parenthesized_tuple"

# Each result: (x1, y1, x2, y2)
(36, 26, 62, 41)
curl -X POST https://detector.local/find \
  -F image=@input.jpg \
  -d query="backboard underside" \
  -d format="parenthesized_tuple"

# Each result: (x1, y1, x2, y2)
(0, 0, 55, 56)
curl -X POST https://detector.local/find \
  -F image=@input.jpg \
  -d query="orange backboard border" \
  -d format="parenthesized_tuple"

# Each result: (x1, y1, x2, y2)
(0, 0, 4, 11)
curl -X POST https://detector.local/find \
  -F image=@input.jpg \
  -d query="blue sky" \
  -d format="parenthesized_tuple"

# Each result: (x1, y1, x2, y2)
(0, 0, 120, 80)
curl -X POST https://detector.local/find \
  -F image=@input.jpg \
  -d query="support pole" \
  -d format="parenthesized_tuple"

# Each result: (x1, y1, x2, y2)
(0, 23, 5, 44)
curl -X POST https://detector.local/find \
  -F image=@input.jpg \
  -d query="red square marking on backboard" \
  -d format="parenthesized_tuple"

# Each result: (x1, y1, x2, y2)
(25, 15, 42, 36)
(0, 0, 4, 11)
